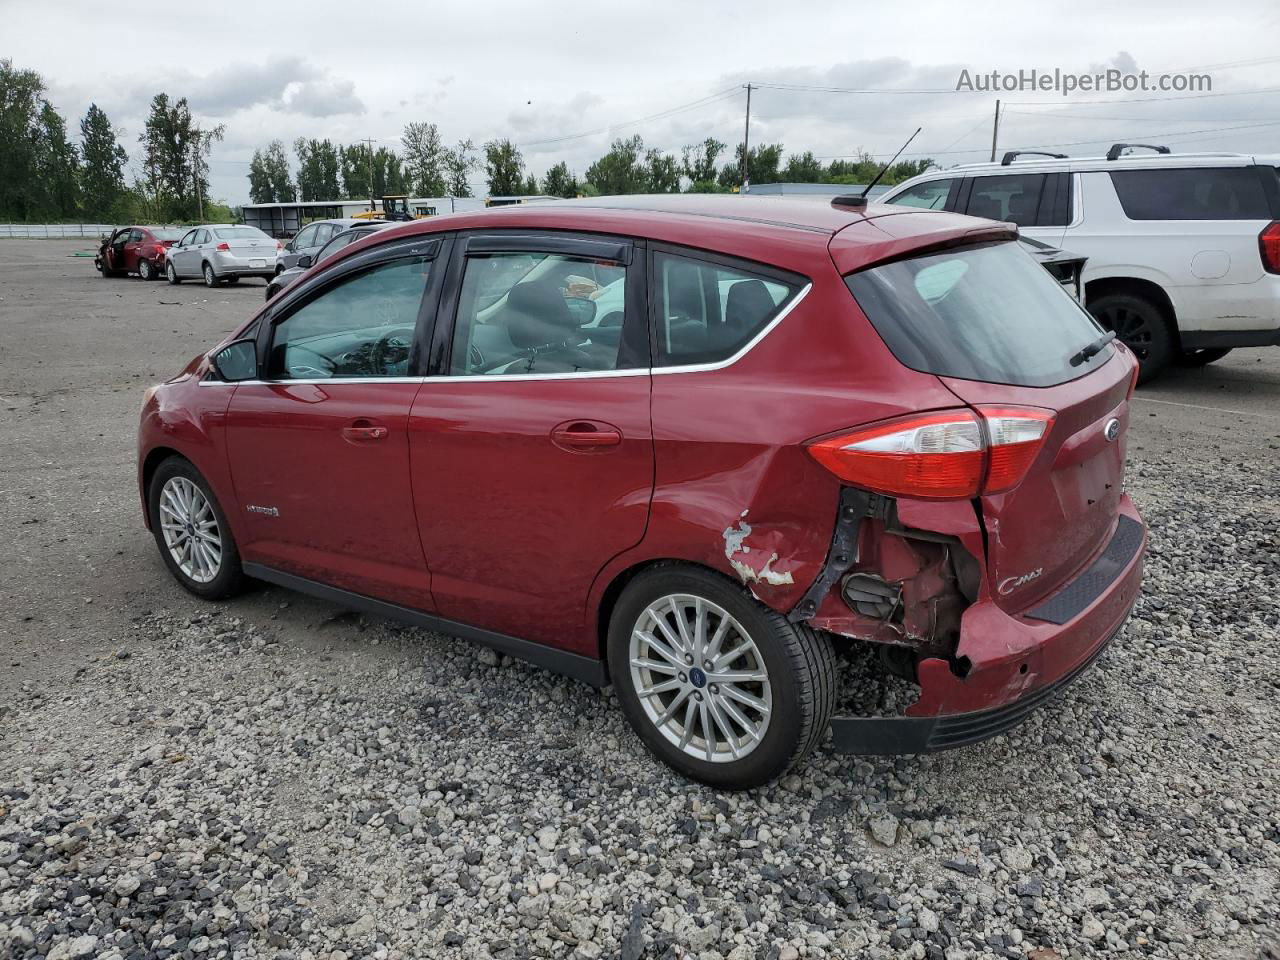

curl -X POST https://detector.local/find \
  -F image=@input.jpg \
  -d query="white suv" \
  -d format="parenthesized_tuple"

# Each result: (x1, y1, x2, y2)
(878, 145, 1280, 380)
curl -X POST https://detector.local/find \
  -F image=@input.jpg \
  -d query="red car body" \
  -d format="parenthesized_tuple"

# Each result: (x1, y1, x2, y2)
(138, 196, 1144, 755)
(98, 225, 180, 278)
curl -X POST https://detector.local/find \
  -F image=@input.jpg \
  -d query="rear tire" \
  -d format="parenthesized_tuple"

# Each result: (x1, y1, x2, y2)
(148, 457, 244, 601)
(1179, 347, 1232, 367)
(166, 261, 182, 284)
(608, 565, 837, 789)
(203, 263, 220, 288)
(1088, 293, 1174, 383)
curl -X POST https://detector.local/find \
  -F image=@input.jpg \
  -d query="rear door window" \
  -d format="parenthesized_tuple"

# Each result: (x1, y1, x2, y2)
(1110, 167, 1272, 220)
(845, 240, 1110, 387)
(964, 174, 1047, 227)
(651, 252, 802, 366)
(886, 179, 957, 211)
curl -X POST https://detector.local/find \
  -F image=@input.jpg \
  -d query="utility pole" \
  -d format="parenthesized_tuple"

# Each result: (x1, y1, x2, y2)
(989, 99, 1001, 163)
(741, 82, 752, 194)
(193, 139, 204, 222)
(364, 138, 376, 212)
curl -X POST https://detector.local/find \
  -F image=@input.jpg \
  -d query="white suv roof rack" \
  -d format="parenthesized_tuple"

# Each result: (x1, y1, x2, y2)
(946, 145, 1253, 171)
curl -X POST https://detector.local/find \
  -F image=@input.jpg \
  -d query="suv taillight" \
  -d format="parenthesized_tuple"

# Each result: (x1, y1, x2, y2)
(1260, 222, 1280, 274)
(807, 406, 1055, 500)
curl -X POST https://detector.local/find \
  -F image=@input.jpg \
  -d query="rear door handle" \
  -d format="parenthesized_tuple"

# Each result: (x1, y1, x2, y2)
(342, 419, 388, 442)
(550, 420, 622, 452)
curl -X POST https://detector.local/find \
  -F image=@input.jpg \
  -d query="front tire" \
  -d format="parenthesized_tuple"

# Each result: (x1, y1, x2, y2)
(608, 565, 837, 789)
(1088, 293, 1174, 384)
(138, 259, 155, 281)
(166, 261, 182, 284)
(203, 263, 221, 287)
(148, 458, 244, 600)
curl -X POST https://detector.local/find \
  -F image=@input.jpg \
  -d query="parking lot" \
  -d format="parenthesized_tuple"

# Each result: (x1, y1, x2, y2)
(2, 238, 1278, 958)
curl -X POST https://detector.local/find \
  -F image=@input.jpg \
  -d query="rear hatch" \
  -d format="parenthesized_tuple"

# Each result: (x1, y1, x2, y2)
(843, 238, 1135, 612)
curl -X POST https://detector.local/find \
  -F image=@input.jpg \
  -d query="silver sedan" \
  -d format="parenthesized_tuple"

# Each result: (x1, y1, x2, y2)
(166, 225, 281, 287)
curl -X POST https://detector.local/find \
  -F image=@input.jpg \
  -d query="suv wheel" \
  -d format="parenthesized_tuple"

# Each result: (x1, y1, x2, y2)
(203, 263, 220, 287)
(148, 458, 244, 600)
(608, 565, 836, 789)
(1088, 293, 1173, 383)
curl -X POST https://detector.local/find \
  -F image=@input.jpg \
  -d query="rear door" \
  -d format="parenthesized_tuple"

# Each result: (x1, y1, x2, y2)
(407, 231, 653, 653)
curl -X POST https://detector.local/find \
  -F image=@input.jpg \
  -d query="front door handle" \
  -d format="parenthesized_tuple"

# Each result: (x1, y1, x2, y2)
(342, 419, 388, 442)
(551, 420, 622, 452)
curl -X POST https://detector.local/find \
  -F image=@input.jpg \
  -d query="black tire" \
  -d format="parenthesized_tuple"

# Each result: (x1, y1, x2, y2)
(147, 457, 245, 601)
(203, 262, 221, 287)
(166, 261, 182, 284)
(264, 284, 277, 302)
(225, 277, 240, 285)
(138, 259, 155, 282)
(608, 564, 837, 789)
(1087, 293, 1174, 384)
(1178, 347, 1232, 367)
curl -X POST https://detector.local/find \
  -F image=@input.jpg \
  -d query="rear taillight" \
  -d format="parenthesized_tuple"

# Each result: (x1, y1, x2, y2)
(1126, 354, 1140, 399)
(216, 242, 230, 252)
(276, 241, 283, 250)
(1260, 221, 1280, 274)
(808, 406, 1054, 500)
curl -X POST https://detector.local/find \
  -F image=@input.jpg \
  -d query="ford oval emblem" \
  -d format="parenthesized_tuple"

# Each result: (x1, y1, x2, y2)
(1104, 418, 1121, 442)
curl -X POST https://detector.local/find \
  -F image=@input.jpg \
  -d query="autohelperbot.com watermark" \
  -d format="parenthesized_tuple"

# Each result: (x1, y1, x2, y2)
(956, 68, 1212, 97)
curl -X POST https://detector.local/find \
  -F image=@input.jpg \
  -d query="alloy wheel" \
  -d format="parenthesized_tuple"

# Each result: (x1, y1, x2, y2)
(158, 476, 222, 583)
(628, 594, 772, 763)
(1094, 303, 1152, 359)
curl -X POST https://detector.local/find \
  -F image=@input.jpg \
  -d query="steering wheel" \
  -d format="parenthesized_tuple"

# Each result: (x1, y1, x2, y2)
(371, 327, 415, 375)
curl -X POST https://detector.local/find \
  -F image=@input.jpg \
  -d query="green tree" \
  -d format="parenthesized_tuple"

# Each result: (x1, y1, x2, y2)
(718, 142, 784, 190)
(541, 161, 577, 198)
(0, 60, 81, 220)
(402, 122, 446, 196)
(441, 139, 477, 196)
(681, 137, 724, 186)
(521, 172, 539, 195)
(250, 140, 294, 203)
(139, 94, 222, 220)
(483, 138, 525, 196)
(293, 138, 340, 201)
(644, 148, 680, 193)
(36, 102, 79, 218)
(782, 150, 824, 182)
(79, 104, 127, 219)
(584, 135, 647, 195)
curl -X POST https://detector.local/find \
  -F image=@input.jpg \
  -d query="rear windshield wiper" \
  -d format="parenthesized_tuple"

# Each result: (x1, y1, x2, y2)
(1069, 330, 1116, 367)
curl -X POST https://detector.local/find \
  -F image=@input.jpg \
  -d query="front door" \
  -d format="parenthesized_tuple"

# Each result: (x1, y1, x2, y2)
(225, 240, 444, 608)
(408, 232, 653, 653)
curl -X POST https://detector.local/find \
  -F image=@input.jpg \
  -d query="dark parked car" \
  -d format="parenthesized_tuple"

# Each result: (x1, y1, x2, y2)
(138, 196, 1145, 788)
(96, 226, 185, 281)
(265, 221, 397, 301)
(276, 218, 375, 273)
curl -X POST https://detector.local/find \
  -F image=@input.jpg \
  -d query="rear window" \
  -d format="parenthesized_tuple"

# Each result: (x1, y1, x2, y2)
(845, 241, 1110, 388)
(214, 226, 269, 240)
(1110, 167, 1271, 220)
(150, 228, 184, 241)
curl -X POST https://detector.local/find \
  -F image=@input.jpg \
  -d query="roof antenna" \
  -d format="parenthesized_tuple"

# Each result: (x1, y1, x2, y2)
(832, 127, 922, 211)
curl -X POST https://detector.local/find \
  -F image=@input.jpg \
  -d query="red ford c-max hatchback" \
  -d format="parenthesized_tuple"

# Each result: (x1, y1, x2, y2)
(138, 195, 1145, 788)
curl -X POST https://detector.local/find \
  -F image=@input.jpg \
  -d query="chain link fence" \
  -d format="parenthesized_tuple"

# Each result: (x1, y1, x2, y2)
(0, 224, 115, 239)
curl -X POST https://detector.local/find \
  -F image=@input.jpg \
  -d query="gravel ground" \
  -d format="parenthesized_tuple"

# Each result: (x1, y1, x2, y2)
(2, 240, 1279, 960)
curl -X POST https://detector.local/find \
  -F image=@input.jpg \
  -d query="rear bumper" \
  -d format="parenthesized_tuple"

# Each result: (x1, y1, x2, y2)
(213, 252, 275, 278)
(830, 496, 1145, 754)
(1181, 327, 1280, 349)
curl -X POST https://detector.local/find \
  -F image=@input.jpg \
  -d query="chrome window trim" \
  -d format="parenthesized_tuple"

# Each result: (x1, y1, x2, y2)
(195, 282, 812, 386)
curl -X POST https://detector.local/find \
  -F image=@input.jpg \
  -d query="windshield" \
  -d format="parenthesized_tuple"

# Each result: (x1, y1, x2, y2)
(214, 227, 269, 240)
(845, 241, 1111, 388)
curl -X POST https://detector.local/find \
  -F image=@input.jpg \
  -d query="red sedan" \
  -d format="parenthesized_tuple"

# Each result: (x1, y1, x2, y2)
(137, 196, 1145, 788)
(97, 225, 184, 281)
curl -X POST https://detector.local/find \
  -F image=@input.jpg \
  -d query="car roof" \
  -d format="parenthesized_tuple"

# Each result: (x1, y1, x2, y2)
(354, 195, 1015, 276)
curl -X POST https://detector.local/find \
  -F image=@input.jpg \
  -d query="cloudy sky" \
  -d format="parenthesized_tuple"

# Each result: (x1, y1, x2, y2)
(7, 0, 1280, 205)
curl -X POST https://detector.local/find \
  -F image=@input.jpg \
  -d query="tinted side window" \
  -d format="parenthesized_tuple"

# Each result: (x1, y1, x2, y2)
(965, 174, 1047, 227)
(888, 179, 955, 210)
(450, 251, 633, 376)
(268, 257, 432, 380)
(1110, 168, 1271, 220)
(653, 253, 800, 367)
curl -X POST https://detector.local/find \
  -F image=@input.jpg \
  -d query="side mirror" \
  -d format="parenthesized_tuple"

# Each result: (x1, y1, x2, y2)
(296, 254, 313, 269)
(211, 339, 258, 382)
